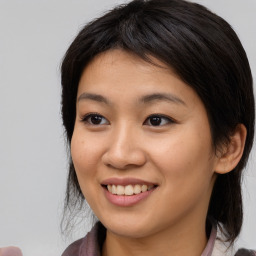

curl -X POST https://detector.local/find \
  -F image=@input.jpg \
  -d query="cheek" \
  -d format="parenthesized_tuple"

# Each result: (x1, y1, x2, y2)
(148, 131, 215, 222)
(150, 125, 215, 187)
(70, 131, 103, 205)
(71, 129, 100, 180)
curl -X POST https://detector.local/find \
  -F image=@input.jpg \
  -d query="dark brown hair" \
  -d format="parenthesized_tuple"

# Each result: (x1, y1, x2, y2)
(61, 0, 255, 242)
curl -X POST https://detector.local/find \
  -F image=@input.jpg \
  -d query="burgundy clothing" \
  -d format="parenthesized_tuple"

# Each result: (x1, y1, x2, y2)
(62, 222, 255, 256)
(62, 223, 104, 256)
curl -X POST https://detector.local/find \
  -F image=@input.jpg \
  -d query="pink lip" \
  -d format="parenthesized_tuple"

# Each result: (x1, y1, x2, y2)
(101, 178, 157, 207)
(103, 187, 156, 207)
(101, 177, 156, 186)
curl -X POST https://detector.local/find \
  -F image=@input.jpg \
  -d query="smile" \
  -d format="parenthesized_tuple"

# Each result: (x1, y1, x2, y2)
(101, 178, 158, 207)
(101, 177, 159, 207)
(106, 184, 155, 196)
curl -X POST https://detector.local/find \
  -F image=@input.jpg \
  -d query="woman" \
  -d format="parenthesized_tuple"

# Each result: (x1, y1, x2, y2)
(60, 0, 255, 255)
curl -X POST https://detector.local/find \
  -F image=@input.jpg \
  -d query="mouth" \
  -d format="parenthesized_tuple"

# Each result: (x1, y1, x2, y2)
(103, 184, 156, 196)
(101, 178, 158, 206)
(101, 179, 158, 207)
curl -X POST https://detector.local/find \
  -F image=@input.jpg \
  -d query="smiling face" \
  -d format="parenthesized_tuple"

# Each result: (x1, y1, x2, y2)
(71, 49, 220, 240)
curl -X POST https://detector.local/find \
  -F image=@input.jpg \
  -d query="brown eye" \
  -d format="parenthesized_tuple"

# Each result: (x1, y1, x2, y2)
(149, 116, 161, 126)
(144, 115, 173, 126)
(82, 114, 109, 125)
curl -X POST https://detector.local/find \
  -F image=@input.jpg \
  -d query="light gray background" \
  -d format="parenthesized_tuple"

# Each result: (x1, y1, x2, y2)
(0, 0, 255, 255)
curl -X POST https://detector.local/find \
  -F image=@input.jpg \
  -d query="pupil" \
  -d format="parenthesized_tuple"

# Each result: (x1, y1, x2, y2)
(91, 115, 102, 124)
(150, 116, 161, 126)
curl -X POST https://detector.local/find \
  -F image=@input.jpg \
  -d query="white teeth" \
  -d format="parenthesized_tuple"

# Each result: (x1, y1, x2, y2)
(112, 185, 117, 195)
(116, 185, 124, 195)
(124, 185, 134, 196)
(134, 184, 141, 194)
(106, 184, 154, 195)
(148, 185, 154, 190)
(141, 185, 147, 192)
(107, 185, 112, 193)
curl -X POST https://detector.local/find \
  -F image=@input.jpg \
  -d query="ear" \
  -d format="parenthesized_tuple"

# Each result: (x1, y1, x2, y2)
(214, 124, 247, 174)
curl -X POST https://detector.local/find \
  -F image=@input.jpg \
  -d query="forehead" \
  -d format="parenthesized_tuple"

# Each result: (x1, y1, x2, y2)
(81, 49, 172, 82)
(80, 50, 178, 87)
(77, 49, 202, 109)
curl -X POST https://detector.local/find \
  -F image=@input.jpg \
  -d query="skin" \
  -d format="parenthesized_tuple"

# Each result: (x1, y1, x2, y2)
(0, 247, 23, 256)
(71, 49, 244, 256)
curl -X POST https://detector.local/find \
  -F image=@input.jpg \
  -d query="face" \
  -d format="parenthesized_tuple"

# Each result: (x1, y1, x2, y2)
(71, 49, 219, 239)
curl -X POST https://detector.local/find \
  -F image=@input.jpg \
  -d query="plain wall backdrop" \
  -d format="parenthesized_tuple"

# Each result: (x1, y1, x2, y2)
(0, 0, 255, 255)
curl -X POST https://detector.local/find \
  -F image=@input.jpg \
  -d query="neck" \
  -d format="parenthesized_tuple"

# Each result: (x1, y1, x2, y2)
(102, 216, 208, 256)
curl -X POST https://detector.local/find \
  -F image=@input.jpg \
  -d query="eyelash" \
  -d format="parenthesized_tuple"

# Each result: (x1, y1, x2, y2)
(80, 113, 109, 125)
(80, 113, 175, 127)
(144, 114, 175, 126)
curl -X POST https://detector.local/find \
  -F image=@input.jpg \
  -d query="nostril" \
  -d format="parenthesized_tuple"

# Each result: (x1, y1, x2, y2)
(102, 145, 147, 170)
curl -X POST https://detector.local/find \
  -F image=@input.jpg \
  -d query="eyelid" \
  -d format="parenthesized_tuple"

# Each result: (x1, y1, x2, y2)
(79, 113, 175, 126)
(80, 112, 110, 125)
(143, 114, 175, 126)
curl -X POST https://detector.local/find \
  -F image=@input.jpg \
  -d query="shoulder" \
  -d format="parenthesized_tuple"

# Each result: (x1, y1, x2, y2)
(235, 249, 256, 256)
(61, 238, 84, 256)
(61, 222, 106, 256)
(210, 221, 256, 256)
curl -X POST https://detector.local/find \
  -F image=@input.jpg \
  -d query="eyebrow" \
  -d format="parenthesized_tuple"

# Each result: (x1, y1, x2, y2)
(140, 93, 186, 106)
(77, 93, 110, 105)
(77, 92, 186, 106)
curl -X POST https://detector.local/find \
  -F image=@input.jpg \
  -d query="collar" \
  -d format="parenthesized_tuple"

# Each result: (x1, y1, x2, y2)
(201, 221, 234, 256)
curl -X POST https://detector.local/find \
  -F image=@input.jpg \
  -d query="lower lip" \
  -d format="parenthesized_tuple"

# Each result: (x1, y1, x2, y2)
(103, 187, 156, 207)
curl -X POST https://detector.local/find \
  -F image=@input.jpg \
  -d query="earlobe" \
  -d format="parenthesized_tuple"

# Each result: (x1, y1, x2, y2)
(214, 124, 247, 174)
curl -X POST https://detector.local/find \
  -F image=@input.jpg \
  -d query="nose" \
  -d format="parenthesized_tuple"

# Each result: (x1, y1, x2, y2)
(102, 125, 147, 170)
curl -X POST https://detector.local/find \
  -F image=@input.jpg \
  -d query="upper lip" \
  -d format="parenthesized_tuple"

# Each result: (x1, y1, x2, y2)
(101, 177, 157, 186)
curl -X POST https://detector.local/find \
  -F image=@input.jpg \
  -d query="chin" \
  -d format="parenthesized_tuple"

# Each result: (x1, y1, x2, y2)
(100, 216, 161, 239)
